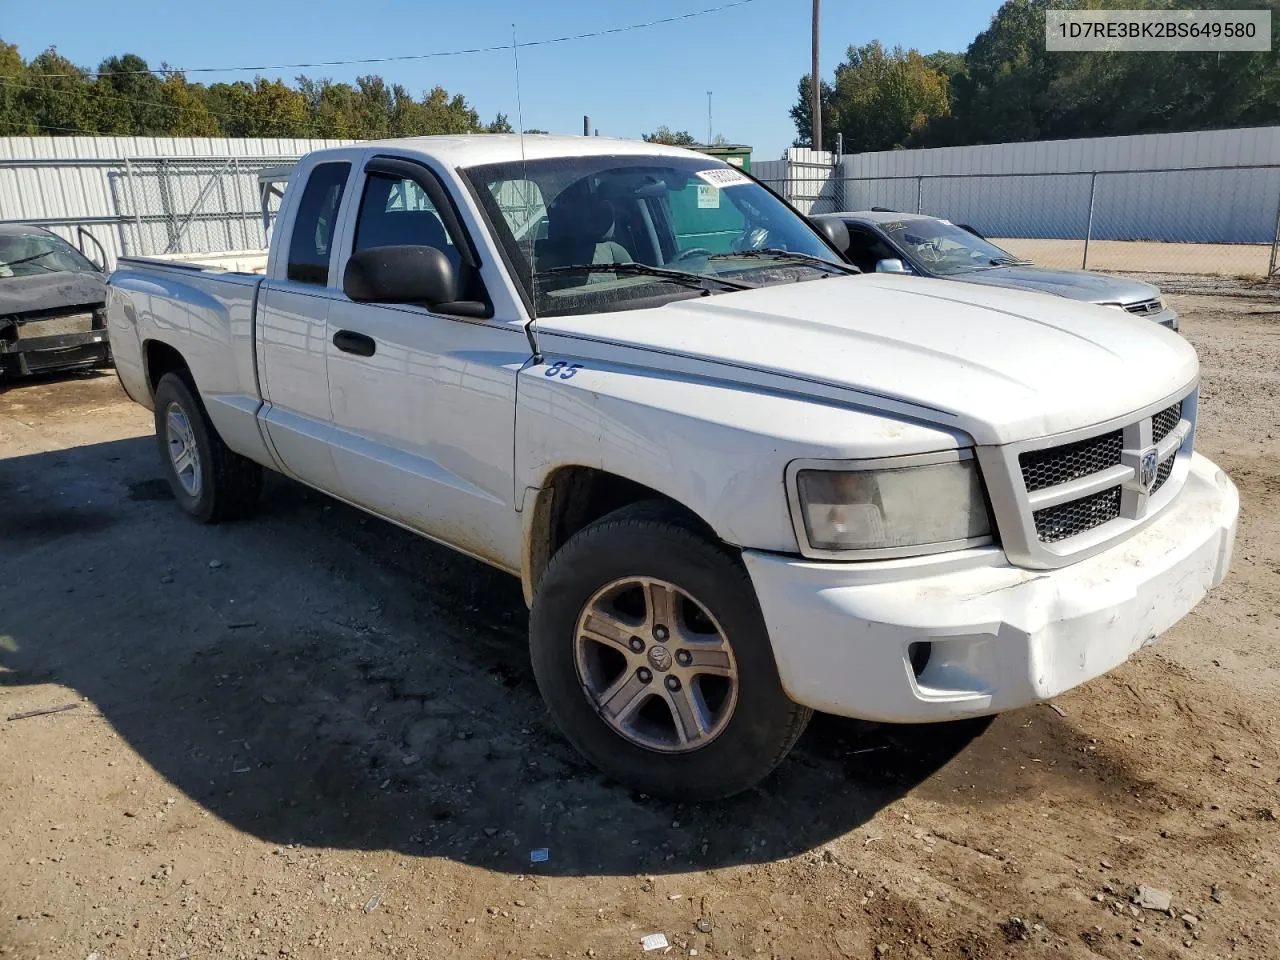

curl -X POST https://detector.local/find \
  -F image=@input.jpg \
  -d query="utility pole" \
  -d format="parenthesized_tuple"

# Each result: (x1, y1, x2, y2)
(810, 0, 822, 152)
(707, 91, 713, 146)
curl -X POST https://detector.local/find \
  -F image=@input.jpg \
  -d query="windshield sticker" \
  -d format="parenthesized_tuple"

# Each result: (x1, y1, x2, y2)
(695, 168, 750, 188)
(696, 184, 721, 209)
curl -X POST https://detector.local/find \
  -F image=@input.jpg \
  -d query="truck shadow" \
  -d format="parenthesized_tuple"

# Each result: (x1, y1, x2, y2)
(1, 436, 1037, 878)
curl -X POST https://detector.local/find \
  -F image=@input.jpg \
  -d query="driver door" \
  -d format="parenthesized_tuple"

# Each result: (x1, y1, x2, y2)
(322, 158, 527, 571)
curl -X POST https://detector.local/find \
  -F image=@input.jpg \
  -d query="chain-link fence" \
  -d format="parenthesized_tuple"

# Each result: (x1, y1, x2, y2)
(758, 162, 1280, 279)
(0, 155, 301, 268)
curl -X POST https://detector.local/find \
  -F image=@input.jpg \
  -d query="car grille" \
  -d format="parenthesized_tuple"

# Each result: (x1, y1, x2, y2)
(1019, 430, 1123, 492)
(1033, 486, 1123, 543)
(1015, 394, 1191, 546)
(14, 311, 95, 339)
(1151, 402, 1180, 444)
(1152, 452, 1176, 494)
(1124, 298, 1163, 316)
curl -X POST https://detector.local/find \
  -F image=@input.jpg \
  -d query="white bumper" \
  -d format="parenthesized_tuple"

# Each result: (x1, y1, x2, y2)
(744, 453, 1237, 723)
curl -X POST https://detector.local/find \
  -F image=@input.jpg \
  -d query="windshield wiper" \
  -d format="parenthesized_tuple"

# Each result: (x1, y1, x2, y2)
(537, 262, 756, 291)
(989, 256, 1032, 266)
(3, 249, 59, 272)
(707, 248, 861, 275)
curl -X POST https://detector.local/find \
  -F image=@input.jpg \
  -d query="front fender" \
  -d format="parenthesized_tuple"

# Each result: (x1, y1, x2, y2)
(515, 347, 968, 554)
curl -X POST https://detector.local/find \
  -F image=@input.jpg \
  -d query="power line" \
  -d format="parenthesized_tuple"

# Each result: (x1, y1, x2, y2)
(3, 0, 763, 79)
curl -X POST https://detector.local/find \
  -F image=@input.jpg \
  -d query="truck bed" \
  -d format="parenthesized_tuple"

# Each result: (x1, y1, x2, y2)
(108, 256, 269, 464)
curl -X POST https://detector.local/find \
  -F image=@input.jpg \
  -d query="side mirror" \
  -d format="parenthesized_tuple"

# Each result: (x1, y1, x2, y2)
(875, 258, 909, 274)
(344, 245, 456, 306)
(811, 217, 850, 254)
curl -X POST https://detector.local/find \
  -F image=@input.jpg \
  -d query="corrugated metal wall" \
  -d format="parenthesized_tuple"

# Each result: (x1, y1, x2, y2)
(755, 148, 838, 214)
(0, 137, 356, 266)
(839, 126, 1280, 243)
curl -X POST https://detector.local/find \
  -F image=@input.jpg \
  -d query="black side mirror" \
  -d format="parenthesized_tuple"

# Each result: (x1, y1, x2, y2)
(811, 217, 850, 255)
(344, 245, 456, 307)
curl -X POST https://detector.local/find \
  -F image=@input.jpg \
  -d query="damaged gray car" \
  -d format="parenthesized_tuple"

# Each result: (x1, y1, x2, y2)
(0, 224, 112, 378)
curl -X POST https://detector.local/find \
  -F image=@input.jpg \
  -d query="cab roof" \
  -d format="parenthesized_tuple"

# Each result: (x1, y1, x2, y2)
(303, 134, 718, 170)
(817, 210, 938, 224)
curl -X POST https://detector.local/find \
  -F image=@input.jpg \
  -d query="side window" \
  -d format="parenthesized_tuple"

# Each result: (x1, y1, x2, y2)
(353, 174, 460, 269)
(845, 226, 898, 272)
(287, 162, 351, 285)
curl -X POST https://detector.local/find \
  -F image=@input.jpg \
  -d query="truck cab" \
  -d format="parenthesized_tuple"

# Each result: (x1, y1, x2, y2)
(106, 136, 1238, 800)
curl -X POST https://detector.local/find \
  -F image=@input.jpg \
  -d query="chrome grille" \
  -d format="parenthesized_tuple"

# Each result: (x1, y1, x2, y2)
(1011, 391, 1194, 549)
(1019, 430, 1122, 492)
(1152, 453, 1175, 494)
(1124, 298, 1162, 316)
(1151, 402, 1181, 444)
(1033, 486, 1122, 543)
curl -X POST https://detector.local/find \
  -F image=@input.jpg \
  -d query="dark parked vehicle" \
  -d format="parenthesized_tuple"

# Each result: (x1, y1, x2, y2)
(0, 224, 112, 378)
(814, 211, 1179, 331)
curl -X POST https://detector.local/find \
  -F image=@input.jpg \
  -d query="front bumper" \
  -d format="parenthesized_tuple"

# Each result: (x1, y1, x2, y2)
(744, 452, 1236, 723)
(0, 329, 111, 375)
(1151, 306, 1179, 331)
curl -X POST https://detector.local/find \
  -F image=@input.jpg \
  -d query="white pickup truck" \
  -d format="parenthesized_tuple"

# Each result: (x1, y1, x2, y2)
(107, 135, 1238, 800)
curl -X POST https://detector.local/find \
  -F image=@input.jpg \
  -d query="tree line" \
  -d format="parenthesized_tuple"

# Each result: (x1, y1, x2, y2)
(0, 39, 521, 138)
(792, 0, 1280, 153)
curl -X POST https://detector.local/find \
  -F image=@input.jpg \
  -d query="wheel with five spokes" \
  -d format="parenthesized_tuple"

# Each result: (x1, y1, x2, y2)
(153, 372, 262, 523)
(530, 501, 811, 800)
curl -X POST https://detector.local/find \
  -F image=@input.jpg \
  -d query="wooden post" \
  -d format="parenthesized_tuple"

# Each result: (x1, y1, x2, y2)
(811, 0, 822, 152)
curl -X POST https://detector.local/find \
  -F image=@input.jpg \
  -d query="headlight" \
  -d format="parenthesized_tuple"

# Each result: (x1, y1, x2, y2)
(788, 453, 993, 558)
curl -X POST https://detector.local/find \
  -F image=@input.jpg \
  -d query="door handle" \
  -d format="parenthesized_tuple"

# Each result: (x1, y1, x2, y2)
(333, 330, 376, 357)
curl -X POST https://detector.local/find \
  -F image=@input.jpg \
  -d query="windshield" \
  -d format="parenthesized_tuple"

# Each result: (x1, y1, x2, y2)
(0, 230, 98, 278)
(879, 218, 1023, 276)
(462, 154, 845, 317)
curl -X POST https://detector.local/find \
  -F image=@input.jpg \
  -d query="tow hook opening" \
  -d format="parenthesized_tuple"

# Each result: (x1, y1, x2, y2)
(908, 641, 933, 679)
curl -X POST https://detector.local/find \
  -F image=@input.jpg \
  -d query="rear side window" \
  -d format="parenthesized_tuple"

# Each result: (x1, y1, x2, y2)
(287, 162, 351, 285)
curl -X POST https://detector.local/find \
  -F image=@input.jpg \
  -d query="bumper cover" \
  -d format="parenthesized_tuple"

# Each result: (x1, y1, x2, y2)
(744, 453, 1236, 722)
(0, 329, 111, 374)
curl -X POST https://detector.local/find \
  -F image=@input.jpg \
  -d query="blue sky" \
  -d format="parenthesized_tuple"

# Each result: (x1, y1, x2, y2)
(5, 0, 1002, 157)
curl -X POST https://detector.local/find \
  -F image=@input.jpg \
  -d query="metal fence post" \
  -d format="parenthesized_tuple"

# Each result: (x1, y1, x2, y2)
(1082, 172, 1098, 269)
(1269, 183, 1280, 277)
(124, 158, 145, 257)
(915, 176, 923, 214)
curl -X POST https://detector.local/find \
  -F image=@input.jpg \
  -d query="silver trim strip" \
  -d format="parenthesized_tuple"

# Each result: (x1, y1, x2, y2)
(1026, 464, 1133, 511)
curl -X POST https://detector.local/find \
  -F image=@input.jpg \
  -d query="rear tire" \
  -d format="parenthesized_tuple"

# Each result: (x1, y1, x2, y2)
(530, 501, 810, 801)
(153, 372, 261, 523)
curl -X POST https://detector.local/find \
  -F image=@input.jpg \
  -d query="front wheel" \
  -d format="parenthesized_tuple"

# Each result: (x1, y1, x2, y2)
(530, 502, 810, 800)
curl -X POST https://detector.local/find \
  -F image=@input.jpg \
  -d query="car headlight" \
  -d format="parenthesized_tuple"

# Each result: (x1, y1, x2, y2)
(788, 453, 993, 558)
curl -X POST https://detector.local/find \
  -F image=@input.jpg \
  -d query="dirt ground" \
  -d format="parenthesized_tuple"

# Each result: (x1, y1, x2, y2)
(1, 291, 1278, 960)
(992, 239, 1273, 279)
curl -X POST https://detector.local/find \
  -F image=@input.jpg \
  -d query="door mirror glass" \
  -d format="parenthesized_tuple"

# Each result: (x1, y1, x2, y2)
(875, 257, 909, 274)
(343, 245, 456, 306)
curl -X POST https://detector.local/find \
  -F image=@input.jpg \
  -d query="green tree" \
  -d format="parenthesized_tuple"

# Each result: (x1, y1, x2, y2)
(793, 42, 951, 152)
(789, 74, 835, 148)
(642, 126, 699, 146)
(24, 48, 96, 135)
(485, 113, 513, 133)
(94, 53, 169, 134)
(0, 39, 35, 135)
(157, 71, 220, 136)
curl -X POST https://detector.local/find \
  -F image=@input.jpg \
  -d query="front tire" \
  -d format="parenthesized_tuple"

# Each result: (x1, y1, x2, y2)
(530, 502, 810, 801)
(153, 372, 261, 523)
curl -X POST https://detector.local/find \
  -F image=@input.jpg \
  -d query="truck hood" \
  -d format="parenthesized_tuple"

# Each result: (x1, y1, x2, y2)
(535, 274, 1197, 446)
(950, 265, 1160, 305)
(0, 271, 107, 317)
